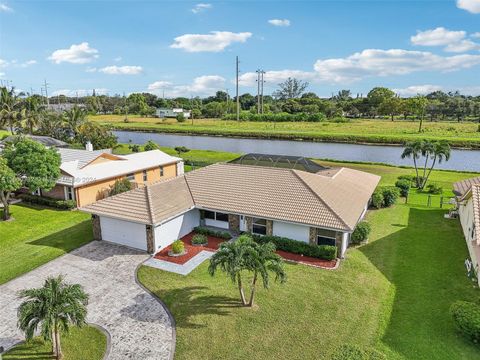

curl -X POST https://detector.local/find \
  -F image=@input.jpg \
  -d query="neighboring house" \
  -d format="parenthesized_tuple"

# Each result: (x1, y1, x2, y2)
(40, 146, 183, 207)
(81, 161, 380, 258)
(47, 103, 86, 113)
(454, 176, 480, 282)
(156, 108, 191, 119)
(0, 135, 69, 150)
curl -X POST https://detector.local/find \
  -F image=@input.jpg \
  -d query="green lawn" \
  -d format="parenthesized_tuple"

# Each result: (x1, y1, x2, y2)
(90, 115, 480, 148)
(3, 325, 107, 360)
(0, 204, 92, 285)
(138, 203, 480, 360)
(0, 129, 10, 138)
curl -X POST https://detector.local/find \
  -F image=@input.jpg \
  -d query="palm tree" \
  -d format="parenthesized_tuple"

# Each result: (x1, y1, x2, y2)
(23, 98, 44, 134)
(38, 112, 65, 139)
(401, 140, 423, 187)
(63, 106, 86, 138)
(208, 235, 286, 307)
(17, 275, 89, 359)
(423, 140, 451, 188)
(0, 86, 25, 134)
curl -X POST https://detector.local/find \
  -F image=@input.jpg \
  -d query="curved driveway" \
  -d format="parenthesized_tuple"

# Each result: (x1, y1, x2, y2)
(0, 241, 174, 359)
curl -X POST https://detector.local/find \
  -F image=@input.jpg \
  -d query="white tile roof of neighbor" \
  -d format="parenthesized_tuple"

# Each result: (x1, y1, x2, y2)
(81, 163, 381, 231)
(59, 149, 181, 187)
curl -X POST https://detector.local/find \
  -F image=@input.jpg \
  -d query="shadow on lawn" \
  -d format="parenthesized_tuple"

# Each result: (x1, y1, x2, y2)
(29, 221, 92, 253)
(360, 207, 479, 359)
(161, 286, 241, 329)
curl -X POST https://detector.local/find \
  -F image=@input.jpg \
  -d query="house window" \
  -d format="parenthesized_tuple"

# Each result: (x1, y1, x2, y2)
(159, 166, 164, 177)
(65, 186, 74, 201)
(252, 218, 267, 235)
(126, 173, 135, 181)
(204, 210, 229, 222)
(143, 170, 148, 182)
(316, 228, 337, 246)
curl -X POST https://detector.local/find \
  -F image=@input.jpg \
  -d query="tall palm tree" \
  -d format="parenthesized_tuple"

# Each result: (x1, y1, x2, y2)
(23, 98, 45, 134)
(208, 235, 286, 307)
(0, 86, 25, 134)
(423, 140, 451, 188)
(63, 106, 86, 138)
(17, 275, 89, 359)
(401, 140, 423, 187)
(38, 112, 66, 139)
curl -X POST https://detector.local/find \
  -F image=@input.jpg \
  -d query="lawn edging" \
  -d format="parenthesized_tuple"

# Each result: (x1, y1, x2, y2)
(89, 323, 111, 360)
(134, 262, 176, 360)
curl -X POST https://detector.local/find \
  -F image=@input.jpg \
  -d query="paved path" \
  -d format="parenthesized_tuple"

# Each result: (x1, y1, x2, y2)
(144, 250, 214, 275)
(0, 241, 174, 360)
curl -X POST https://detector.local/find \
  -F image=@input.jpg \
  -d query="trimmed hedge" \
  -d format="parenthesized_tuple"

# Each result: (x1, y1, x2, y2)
(251, 234, 337, 260)
(351, 221, 371, 244)
(223, 112, 326, 122)
(194, 226, 232, 240)
(18, 194, 76, 210)
(450, 301, 480, 343)
(372, 187, 400, 208)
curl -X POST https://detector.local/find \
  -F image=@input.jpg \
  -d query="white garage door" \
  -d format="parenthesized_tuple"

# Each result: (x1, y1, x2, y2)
(100, 217, 147, 251)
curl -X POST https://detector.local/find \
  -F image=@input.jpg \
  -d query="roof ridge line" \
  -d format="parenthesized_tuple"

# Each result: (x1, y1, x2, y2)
(144, 185, 155, 224)
(291, 169, 350, 231)
(183, 174, 197, 207)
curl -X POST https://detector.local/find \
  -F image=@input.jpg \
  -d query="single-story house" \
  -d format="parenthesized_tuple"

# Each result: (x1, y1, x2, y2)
(156, 108, 191, 119)
(39, 145, 183, 207)
(454, 176, 480, 282)
(0, 135, 69, 150)
(81, 161, 380, 258)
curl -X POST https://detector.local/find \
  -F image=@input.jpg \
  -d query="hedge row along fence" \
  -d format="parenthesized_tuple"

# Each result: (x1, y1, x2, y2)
(251, 234, 337, 261)
(18, 194, 77, 210)
(223, 112, 327, 122)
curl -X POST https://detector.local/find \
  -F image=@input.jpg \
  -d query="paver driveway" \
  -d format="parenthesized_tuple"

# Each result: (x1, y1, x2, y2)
(0, 241, 174, 359)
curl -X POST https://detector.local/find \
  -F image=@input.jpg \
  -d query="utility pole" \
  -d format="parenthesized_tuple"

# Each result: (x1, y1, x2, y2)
(43, 79, 49, 106)
(256, 69, 261, 114)
(260, 70, 265, 114)
(236, 56, 240, 121)
(123, 92, 128, 121)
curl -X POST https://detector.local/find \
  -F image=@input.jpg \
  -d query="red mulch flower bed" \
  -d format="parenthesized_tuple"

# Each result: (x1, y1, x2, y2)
(154, 232, 226, 265)
(276, 250, 337, 269)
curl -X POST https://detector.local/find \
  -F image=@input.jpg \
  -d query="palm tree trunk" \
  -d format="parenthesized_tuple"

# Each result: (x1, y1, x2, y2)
(56, 329, 63, 360)
(248, 272, 258, 307)
(51, 329, 57, 357)
(424, 156, 437, 189)
(237, 274, 247, 306)
(0, 191, 10, 221)
(413, 157, 420, 188)
(421, 155, 430, 189)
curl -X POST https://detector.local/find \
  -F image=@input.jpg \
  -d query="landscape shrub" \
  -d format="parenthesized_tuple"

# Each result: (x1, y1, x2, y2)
(395, 179, 411, 197)
(143, 140, 159, 151)
(171, 240, 185, 254)
(329, 117, 350, 123)
(331, 344, 386, 360)
(109, 178, 132, 196)
(191, 233, 208, 245)
(426, 183, 443, 195)
(194, 226, 232, 240)
(397, 175, 415, 182)
(351, 221, 371, 244)
(450, 301, 480, 343)
(176, 113, 186, 122)
(18, 194, 76, 210)
(371, 191, 384, 209)
(223, 112, 326, 122)
(380, 187, 400, 207)
(251, 234, 337, 260)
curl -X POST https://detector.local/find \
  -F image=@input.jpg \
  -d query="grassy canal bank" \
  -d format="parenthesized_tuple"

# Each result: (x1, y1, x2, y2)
(91, 115, 480, 149)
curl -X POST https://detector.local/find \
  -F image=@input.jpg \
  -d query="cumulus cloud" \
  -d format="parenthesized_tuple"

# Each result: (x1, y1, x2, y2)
(191, 3, 212, 13)
(457, 0, 480, 14)
(147, 75, 225, 97)
(411, 27, 480, 52)
(170, 31, 252, 52)
(268, 19, 290, 27)
(0, 3, 13, 12)
(98, 65, 143, 75)
(48, 42, 99, 64)
(239, 69, 315, 87)
(472, 32, 480, 38)
(51, 88, 108, 97)
(393, 85, 444, 96)
(0, 58, 37, 69)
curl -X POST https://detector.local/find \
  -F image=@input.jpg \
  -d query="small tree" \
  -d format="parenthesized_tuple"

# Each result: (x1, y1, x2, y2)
(351, 222, 371, 244)
(0, 157, 22, 221)
(208, 235, 286, 307)
(109, 178, 132, 196)
(143, 140, 159, 151)
(174, 146, 190, 157)
(176, 113, 186, 123)
(17, 275, 88, 360)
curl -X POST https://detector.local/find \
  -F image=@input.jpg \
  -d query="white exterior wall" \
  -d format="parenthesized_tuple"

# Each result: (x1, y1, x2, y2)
(204, 218, 229, 229)
(272, 221, 310, 243)
(100, 217, 147, 251)
(154, 209, 200, 251)
(177, 162, 184, 175)
(340, 232, 350, 258)
(459, 198, 479, 270)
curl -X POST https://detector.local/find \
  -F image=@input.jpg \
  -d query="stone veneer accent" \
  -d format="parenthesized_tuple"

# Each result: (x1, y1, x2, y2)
(266, 220, 273, 236)
(92, 215, 102, 240)
(146, 225, 154, 254)
(228, 214, 240, 234)
(245, 216, 253, 232)
(309, 227, 317, 246)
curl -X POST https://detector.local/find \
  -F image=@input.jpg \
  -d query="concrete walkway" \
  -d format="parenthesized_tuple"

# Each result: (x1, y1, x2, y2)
(0, 241, 174, 360)
(144, 250, 214, 275)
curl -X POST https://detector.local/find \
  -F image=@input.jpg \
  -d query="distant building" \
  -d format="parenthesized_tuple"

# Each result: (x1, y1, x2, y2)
(47, 103, 86, 113)
(156, 108, 191, 119)
(0, 135, 69, 150)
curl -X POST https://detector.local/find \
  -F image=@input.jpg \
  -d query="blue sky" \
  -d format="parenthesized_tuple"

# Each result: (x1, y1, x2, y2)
(0, 0, 479, 98)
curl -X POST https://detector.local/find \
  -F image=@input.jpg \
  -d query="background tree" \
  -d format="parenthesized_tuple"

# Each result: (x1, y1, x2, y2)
(63, 106, 87, 138)
(367, 87, 395, 117)
(422, 140, 451, 189)
(76, 122, 117, 149)
(174, 146, 190, 157)
(379, 96, 402, 121)
(23, 97, 44, 134)
(17, 275, 88, 360)
(0, 87, 25, 134)
(273, 77, 309, 100)
(401, 140, 423, 187)
(0, 157, 22, 221)
(143, 140, 159, 151)
(109, 178, 133, 196)
(409, 95, 428, 132)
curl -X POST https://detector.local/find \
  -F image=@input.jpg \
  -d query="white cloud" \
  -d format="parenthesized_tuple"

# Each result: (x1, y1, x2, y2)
(471, 32, 480, 38)
(0, 3, 13, 12)
(239, 69, 315, 87)
(147, 75, 225, 97)
(393, 85, 444, 96)
(170, 31, 252, 52)
(0, 58, 8, 68)
(48, 42, 99, 64)
(98, 65, 143, 75)
(268, 19, 290, 27)
(85, 67, 97, 73)
(0, 58, 37, 69)
(191, 3, 212, 13)
(411, 27, 480, 52)
(51, 88, 108, 97)
(113, 56, 122, 62)
(313, 49, 480, 83)
(18, 60, 37, 68)
(457, 0, 480, 14)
